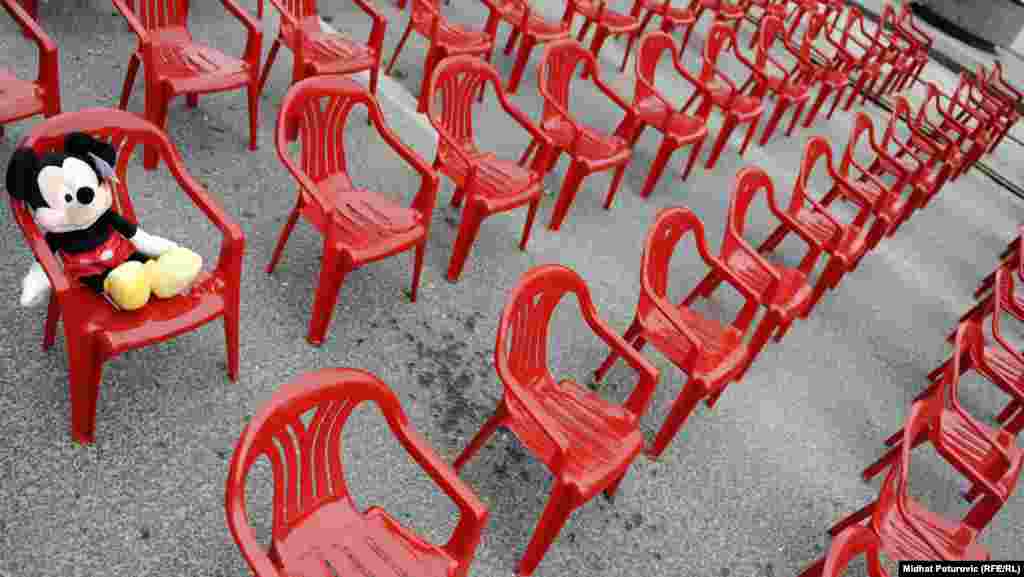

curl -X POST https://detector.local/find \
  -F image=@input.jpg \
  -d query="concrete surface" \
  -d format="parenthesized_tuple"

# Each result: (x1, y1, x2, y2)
(0, 1, 1021, 576)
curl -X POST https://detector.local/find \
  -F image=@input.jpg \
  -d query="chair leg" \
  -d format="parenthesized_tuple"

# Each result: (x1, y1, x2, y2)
(996, 399, 1022, 425)
(143, 86, 169, 171)
(639, 137, 676, 198)
(307, 245, 349, 347)
(224, 294, 240, 382)
(825, 86, 846, 120)
(267, 196, 302, 273)
(647, 376, 705, 459)
(962, 494, 1002, 533)
(119, 53, 140, 110)
(520, 198, 541, 250)
(505, 29, 521, 55)
(604, 163, 627, 210)
(386, 18, 414, 77)
(454, 402, 507, 471)
(517, 482, 576, 577)
(451, 186, 466, 208)
(828, 501, 875, 536)
(739, 114, 760, 156)
(410, 242, 425, 302)
(705, 115, 739, 170)
(802, 85, 831, 128)
(681, 136, 705, 181)
(549, 161, 586, 231)
(258, 37, 282, 98)
(187, 93, 198, 108)
(735, 312, 779, 381)
(43, 292, 60, 351)
(247, 82, 259, 151)
(759, 99, 791, 147)
(587, 27, 611, 71)
(620, 12, 653, 72)
(67, 336, 103, 445)
(519, 138, 540, 167)
(594, 318, 641, 382)
(507, 37, 537, 94)
(447, 206, 484, 282)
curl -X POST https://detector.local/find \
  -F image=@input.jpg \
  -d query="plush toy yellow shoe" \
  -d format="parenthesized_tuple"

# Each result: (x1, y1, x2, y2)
(144, 246, 203, 299)
(103, 261, 152, 311)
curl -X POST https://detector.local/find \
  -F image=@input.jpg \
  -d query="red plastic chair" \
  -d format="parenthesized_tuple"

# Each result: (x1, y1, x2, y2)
(796, 526, 884, 577)
(826, 4, 882, 112)
(758, 137, 882, 314)
(689, 168, 815, 363)
(385, 0, 493, 113)
(889, 2, 931, 92)
(618, 0, 697, 72)
(522, 39, 633, 231)
(480, 0, 571, 94)
(783, 8, 849, 129)
(425, 56, 553, 282)
(113, 0, 261, 170)
(862, 323, 1023, 534)
(912, 81, 986, 189)
(593, 208, 753, 458)
(269, 76, 438, 347)
(10, 109, 244, 444)
(257, 0, 387, 114)
(873, 4, 918, 97)
(0, 0, 59, 135)
(738, 14, 812, 146)
(564, 0, 642, 65)
(680, 22, 764, 170)
(824, 112, 909, 247)
(615, 32, 708, 199)
(826, 401, 991, 563)
(972, 63, 1021, 155)
(453, 264, 659, 577)
(691, 0, 751, 38)
(226, 368, 489, 577)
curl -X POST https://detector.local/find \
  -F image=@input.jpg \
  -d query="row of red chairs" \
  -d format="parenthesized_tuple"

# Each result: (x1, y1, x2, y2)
(797, 268, 1024, 575)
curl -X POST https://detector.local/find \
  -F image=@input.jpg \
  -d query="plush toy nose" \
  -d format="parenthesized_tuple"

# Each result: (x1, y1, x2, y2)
(76, 186, 95, 205)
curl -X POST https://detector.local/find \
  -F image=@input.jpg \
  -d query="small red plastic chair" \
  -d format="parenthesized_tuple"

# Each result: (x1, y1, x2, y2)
(10, 109, 244, 444)
(826, 402, 991, 563)
(426, 56, 553, 282)
(796, 526, 884, 577)
(784, 8, 849, 129)
(226, 368, 489, 577)
(972, 63, 1022, 154)
(113, 0, 261, 170)
(522, 39, 633, 230)
(861, 323, 1023, 533)
(564, 0, 642, 65)
(616, 32, 707, 199)
(0, 0, 59, 135)
(691, 0, 751, 37)
(744, 0, 786, 47)
(480, 0, 571, 94)
(270, 76, 438, 347)
(385, 0, 493, 113)
(758, 137, 881, 314)
(594, 208, 753, 458)
(257, 0, 387, 111)
(681, 22, 763, 170)
(889, 2, 931, 92)
(454, 265, 658, 577)
(826, 5, 882, 112)
(911, 81, 986, 189)
(689, 168, 814, 363)
(873, 4, 918, 97)
(739, 14, 812, 146)
(618, 0, 696, 72)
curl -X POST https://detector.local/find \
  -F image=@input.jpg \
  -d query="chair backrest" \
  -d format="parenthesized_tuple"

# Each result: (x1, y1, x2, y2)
(726, 166, 780, 251)
(496, 265, 599, 389)
(700, 23, 737, 84)
(635, 32, 677, 104)
(815, 526, 885, 577)
(132, 0, 190, 30)
(539, 39, 595, 123)
(427, 56, 506, 159)
(640, 207, 719, 304)
(14, 108, 198, 230)
(793, 136, 838, 213)
(881, 95, 915, 148)
(226, 368, 411, 546)
(754, 14, 786, 68)
(837, 112, 877, 179)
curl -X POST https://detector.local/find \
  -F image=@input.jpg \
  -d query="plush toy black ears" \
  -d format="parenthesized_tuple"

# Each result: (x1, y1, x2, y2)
(5, 148, 41, 204)
(65, 132, 117, 176)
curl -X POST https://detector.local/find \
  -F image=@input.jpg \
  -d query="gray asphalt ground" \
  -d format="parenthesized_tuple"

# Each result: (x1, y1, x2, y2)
(0, 1, 1021, 576)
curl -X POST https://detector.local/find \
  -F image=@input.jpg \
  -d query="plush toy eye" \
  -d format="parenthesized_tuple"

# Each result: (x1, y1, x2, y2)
(65, 194, 73, 203)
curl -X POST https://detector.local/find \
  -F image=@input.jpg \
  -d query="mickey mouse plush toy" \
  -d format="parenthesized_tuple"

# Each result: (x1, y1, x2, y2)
(6, 132, 203, 311)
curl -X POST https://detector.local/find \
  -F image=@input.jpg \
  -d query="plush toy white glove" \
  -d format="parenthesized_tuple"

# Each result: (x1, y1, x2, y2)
(20, 261, 52, 308)
(131, 228, 179, 257)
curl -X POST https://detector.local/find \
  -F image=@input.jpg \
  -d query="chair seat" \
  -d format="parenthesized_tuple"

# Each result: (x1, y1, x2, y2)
(438, 150, 544, 211)
(148, 30, 251, 94)
(77, 271, 226, 358)
(574, 1, 641, 31)
(274, 498, 458, 577)
(506, 377, 643, 496)
(937, 410, 1023, 501)
(980, 345, 1024, 400)
(765, 75, 811, 100)
(411, 11, 492, 53)
(304, 34, 378, 76)
(635, 97, 708, 142)
(708, 84, 762, 119)
(493, 1, 570, 38)
(312, 174, 426, 262)
(794, 208, 868, 261)
(0, 68, 45, 123)
(726, 252, 812, 319)
(639, 304, 748, 384)
(541, 117, 631, 168)
(875, 499, 989, 562)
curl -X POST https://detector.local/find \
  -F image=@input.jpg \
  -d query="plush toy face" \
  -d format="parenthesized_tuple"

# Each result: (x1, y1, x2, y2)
(5, 132, 118, 235)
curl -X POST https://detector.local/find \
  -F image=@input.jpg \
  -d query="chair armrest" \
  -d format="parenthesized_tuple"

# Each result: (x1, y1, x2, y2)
(3, 0, 57, 56)
(427, 116, 481, 192)
(10, 201, 71, 300)
(723, 231, 781, 303)
(391, 423, 489, 563)
(501, 379, 572, 468)
(111, 0, 151, 44)
(352, 0, 388, 52)
(225, 500, 286, 577)
(593, 73, 632, 113)
(499, 91, 557, 151)
(642, 289, 703, 368)
(580, 303, 659, 420)
(377, 116, 440, 218)
(537, 80, 582, 155)
(220, 0, 262, 65)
